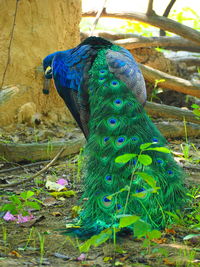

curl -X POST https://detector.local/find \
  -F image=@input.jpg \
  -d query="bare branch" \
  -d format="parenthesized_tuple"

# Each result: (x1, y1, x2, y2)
(0, 147, 65, 189)
(160, 0, 176, 36)
(82, 10, 200, 45)
(146, 0, 154, 15)
(139, 63, 200, 97)
(90, 0, 108, 36)
(81, 31, 200, 52)
(145, 101, 200, 125)
(113, 36, 200, 51)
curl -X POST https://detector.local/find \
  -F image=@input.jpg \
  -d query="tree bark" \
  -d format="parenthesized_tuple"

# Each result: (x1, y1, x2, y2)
(139, 64, 200, 98)
(113, 36, 200, 52)
(155, 121, 200, 138)
(145, 101, 200, 125)
(0, 135, 85, 162)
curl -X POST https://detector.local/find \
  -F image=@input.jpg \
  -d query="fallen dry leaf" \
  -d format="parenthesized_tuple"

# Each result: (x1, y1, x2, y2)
(8, 250, 22, 258)
(163, 258, 176, 266)
(165, 228, 176, 235)
(152, 238, 167, 244)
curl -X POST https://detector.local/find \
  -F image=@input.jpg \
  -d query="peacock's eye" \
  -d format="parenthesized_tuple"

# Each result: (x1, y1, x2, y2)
(99, 69, 108, 76)
(104, 137, 110, 142)
(110, 80, 120, 88)
(155, 158, 165, 166)
(103, 196, 111, 202)
(117, 137, 125, 143)
(117, 204, 122, 210)
(167, 170, 173, 175)
(105, 175, 112, 181)
(131, 136, 138, 142)
(114, 99, 123, 107)
(152, 138, 158, 143)
(136, 188, 145, 193)
(99, 77, 106, 83)
(109, 118, 117, 124)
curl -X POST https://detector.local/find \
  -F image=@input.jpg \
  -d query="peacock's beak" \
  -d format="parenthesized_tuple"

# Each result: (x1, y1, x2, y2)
(43, 77, 51, 95)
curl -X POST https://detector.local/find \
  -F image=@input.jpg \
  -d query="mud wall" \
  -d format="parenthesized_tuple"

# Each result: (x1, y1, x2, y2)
(0, 0, 81, 127)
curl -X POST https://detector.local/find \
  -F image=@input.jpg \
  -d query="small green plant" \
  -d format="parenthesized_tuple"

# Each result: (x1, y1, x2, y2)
(141, 229, 162, 254)
(38, 232, 45, 265)
(191, 103, 200, 119)
(1, 190, 42, 217)
(33, 125, 39, 143)
(2, 225, 7, 247)
(181, 116, 200, 163)
(149, 79, 165, 102)
(24, 227, 35, 250)
(47, 138, 53, 155)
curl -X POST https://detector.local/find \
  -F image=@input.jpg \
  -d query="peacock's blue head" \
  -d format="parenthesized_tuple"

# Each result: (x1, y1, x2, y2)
(43, 52, 58, 79)
(42, 52, 59, 94)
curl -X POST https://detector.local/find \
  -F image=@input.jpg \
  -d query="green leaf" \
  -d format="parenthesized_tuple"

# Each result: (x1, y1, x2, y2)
(25, 201, 41, 210)
(134, 220, 151, 238)
(193, 109, 200, 117)
(147, 229, 162, 240)
(119, 215, 139, 228)
(93, 228, 112, 247)
(30, 197, 43, 204)
(20, 191, 34, 200)
(1, 203, 16, 213)
(115, 153, 137, 164)
(138, 154, 152, 166)
(145, 147, 171, 153)
(79, 236, 95, 253)
(10, 195, 22, 205)
(136, 172, 156, 188)
(79, 228, 113, 252)
(142, 238, 150, 248)
(140, 143, 153, 150)
(155, 79, 165, 87)
(196, 214, 200, 222)
(132, 187, 160, 198)
(119, 186, 130, 192)
(191, 104, 199, 109)
(132, 191, 147, 198)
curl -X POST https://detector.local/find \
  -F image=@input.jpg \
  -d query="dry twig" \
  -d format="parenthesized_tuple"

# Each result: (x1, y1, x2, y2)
(0, 147, 65, 189)
(90, 0, 108, 36)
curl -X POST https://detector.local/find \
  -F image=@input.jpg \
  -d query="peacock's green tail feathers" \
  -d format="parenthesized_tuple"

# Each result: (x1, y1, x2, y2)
(76, 47, 186, 235)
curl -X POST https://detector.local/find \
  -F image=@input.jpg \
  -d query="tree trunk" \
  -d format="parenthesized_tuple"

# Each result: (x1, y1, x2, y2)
(0, 0, 81, 127)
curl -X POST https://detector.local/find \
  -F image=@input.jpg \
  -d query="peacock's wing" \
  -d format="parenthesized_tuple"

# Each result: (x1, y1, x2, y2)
(52, 45, 96, 138)
(106, 47, 147, 105)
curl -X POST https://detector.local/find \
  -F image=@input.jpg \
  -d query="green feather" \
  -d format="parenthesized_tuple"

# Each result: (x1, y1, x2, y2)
(69, 47, 187, 237)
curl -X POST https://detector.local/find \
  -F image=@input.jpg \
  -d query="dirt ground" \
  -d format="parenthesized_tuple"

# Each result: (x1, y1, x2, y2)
(0, 124, 199, 267)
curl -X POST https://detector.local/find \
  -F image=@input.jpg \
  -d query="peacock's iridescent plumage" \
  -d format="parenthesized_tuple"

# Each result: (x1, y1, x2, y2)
(43, 37, 187, 238)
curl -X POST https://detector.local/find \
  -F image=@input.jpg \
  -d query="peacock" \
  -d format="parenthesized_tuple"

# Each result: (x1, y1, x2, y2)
(43, 36, 187, 238)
